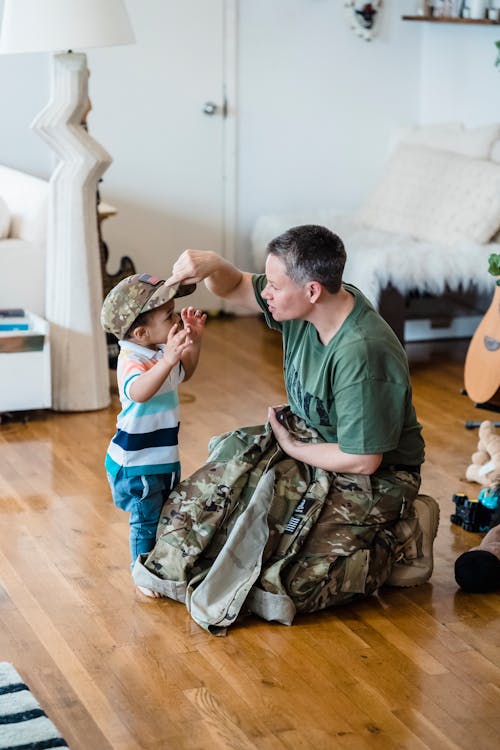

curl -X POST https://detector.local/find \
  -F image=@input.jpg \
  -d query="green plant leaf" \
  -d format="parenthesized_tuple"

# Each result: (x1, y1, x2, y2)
(488, 252, 500, 278)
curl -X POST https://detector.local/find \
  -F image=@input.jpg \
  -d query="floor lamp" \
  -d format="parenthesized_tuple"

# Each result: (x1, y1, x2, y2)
(0, 0, 134, 411)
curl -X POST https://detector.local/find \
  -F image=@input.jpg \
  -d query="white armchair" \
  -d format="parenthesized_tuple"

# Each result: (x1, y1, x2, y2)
(0, 165, 48, 316)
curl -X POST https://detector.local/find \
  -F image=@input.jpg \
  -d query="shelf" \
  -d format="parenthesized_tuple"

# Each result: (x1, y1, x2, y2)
(402, 15, 500, 25)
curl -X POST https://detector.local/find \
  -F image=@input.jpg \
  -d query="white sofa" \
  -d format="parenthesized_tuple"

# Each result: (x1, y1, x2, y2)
(252, 124, 500, 341)
(0, 165, 48, 316)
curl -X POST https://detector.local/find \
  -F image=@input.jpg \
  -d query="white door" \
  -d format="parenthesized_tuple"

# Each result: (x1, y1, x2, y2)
(90, 0, 236, 312)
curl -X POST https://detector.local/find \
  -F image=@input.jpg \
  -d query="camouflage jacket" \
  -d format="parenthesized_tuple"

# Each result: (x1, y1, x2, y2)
(132, 408, 420, 635)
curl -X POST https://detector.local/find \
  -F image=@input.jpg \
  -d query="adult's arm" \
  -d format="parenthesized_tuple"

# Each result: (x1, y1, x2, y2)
(166, 250, 261, 312)
(267, 408, 383, 475)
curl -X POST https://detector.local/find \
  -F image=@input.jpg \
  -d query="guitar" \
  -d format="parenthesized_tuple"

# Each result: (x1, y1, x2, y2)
(464, 282, 500, 405)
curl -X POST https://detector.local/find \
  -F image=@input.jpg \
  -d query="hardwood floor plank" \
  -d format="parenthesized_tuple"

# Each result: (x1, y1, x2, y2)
(301, 609, 495, 749)
(184, 687, 261, 750)
(355, 610, 448, 676)
(392, 707, 465, 750)
(251, 625, 429, 749)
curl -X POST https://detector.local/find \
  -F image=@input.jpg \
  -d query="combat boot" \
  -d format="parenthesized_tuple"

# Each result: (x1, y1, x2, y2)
(386, 494, 440, 587)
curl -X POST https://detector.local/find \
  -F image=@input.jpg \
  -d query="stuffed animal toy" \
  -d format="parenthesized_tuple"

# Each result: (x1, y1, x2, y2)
(455, 521, 500, 592)
(465, 420, 500, 486)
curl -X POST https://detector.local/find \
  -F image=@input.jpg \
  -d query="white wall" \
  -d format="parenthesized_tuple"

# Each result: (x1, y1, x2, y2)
(0, 0, 498, 275)
(0, 31, 49, 177)
(237, 0, 420, 261)
(419, 22, 500, 125)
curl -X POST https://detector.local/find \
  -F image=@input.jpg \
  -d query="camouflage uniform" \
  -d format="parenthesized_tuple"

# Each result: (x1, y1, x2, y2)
(132, 407, 420, 635)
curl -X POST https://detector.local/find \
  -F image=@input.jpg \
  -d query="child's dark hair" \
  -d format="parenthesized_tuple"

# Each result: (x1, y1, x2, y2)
(124, 310, 152, 339)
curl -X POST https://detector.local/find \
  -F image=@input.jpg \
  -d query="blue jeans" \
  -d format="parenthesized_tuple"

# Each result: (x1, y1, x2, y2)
(107, 470, 178, 566)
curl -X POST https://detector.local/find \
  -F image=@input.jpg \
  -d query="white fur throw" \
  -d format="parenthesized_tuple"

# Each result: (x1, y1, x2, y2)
(251, 211, 498, 307)
(357, 144, 500, 246)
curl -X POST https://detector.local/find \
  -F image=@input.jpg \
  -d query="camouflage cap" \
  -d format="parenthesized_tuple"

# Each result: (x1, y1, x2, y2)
(100, 273, 196, 339)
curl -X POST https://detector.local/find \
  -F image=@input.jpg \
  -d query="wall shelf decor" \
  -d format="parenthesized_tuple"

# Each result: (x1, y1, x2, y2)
(345, 1, 384, 41)
(402, 15, 500, 25)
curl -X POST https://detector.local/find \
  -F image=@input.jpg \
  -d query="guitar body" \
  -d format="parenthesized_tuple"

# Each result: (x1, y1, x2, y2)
(464, 283, 500, 404)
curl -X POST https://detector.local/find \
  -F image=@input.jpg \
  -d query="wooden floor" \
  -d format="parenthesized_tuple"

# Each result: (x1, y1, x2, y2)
(0, 316, 499, 750)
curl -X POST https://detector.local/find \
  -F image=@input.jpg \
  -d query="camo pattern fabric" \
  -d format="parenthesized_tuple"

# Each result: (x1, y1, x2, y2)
(132, 407, 420, 633)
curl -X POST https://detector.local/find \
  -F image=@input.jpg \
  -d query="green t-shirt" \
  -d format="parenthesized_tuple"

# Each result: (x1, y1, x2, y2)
(252, 275, 425, 467)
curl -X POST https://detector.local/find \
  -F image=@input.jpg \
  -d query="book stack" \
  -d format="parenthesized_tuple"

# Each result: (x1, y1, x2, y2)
(0, 309, 45, 353)
(0, 308, 29, 332)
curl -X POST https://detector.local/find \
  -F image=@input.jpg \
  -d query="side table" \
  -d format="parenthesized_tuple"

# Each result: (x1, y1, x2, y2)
(0, 311, 51, 412)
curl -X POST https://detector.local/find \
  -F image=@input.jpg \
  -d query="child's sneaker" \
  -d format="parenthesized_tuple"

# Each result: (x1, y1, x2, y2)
(386, 494, 440, 587)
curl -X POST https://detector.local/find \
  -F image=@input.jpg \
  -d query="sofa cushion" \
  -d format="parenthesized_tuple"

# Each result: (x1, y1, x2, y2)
(357, 143, 500, 246)
(0, 195, 10, 238)
(0, 166, 47, 243)
(394, 123, 500, 159)
(0, 238, 45, 316)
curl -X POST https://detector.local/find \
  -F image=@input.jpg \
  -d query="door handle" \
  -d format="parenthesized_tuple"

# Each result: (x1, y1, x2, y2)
(202, 100, 228, 117)
(202, 101, 218, 116)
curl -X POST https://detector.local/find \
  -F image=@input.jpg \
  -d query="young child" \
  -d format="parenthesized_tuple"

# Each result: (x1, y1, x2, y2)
(101, 273, 207, 597)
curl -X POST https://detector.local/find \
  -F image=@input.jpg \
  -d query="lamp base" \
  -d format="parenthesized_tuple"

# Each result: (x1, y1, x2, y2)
(32, 52, 111, 411)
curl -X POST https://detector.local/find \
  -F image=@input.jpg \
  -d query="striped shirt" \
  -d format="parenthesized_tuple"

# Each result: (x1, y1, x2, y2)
(105, 340, 184, 478)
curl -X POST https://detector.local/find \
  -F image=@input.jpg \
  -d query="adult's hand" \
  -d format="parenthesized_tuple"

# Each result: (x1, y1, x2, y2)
(166, 249, 260, 311)
(165, 249, 220, 286)
(267, 406, 298, 455)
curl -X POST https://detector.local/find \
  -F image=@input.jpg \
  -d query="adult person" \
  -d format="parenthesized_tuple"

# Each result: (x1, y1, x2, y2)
(168, 224, 436, 564)
(133, 225, 439, 631)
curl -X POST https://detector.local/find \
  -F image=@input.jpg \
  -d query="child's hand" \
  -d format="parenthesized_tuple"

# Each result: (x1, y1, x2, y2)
(162, 323, 193, 367)
(180, 307, 207, 342)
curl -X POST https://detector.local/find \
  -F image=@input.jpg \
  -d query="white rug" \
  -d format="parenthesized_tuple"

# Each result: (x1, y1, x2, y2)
(0, 663, 69, 750)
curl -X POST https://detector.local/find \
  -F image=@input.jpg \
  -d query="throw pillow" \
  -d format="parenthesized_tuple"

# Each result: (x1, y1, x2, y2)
(357, 143, 500, 246)
(394, 123, 500, 160)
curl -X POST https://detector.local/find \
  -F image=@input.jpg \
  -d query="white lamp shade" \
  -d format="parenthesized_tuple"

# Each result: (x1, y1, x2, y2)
(0, 0, 135, 54)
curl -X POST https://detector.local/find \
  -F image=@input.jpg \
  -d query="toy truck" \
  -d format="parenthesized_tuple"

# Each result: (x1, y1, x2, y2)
(451, 488, 499, 532)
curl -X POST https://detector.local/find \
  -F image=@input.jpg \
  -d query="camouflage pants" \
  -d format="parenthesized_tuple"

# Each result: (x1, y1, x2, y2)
(277, 467, 421, 614)
(132, 410, 420, 633)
